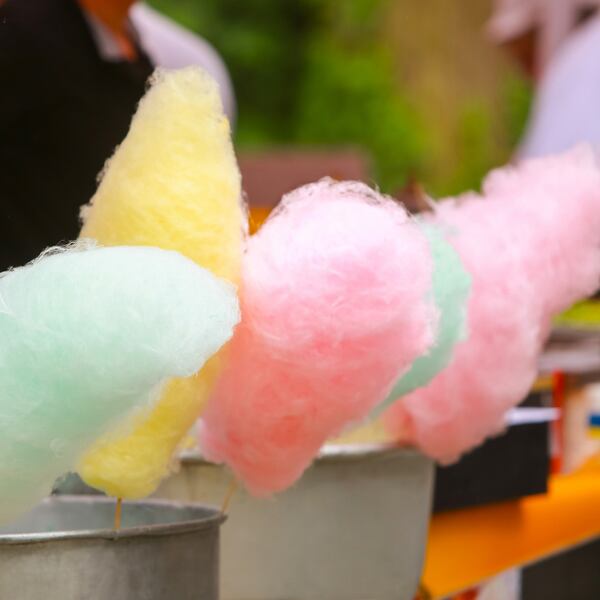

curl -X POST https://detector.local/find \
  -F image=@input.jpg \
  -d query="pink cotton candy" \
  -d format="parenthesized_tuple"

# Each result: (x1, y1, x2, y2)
(385, 146, 600, 462)
(200, 179, 436, 494)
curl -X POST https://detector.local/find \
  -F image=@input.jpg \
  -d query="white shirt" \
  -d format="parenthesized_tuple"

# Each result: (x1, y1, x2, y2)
(518, 16, 600, 158)
(130, 4, 235, 122)
(82, 3, 236, 122)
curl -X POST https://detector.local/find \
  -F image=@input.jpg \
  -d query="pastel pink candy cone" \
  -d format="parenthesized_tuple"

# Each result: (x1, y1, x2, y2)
(200, 179, 437, 494)
(385, 146, 600, 462)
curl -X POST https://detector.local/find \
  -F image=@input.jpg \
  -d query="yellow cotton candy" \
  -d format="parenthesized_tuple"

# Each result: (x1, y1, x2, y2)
(79, 355, 222, 498)
(78, 67, 245, 498)
(80, 67, 244, 280)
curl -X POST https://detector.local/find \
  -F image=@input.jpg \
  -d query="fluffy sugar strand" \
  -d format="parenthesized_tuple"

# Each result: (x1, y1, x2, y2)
(385, 146, 600, 461)
(0, 244, 239, 524)
(200, 179, 437, 495)
(370, 222, 471, 419)
(78, 67, 245, 498)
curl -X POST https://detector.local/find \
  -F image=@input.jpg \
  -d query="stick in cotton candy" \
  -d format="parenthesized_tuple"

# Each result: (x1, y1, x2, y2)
(78, 67, 245, 498)
(385, 146, 600, 462)
(0, 244, 239, 525)
(200, 179, 437, 495)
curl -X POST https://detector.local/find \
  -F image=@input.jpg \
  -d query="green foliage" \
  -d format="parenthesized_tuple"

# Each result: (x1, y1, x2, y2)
(431, 77, 532, 197)
(146, 0, 531, 194)
(147, 0, 422, 191)
(293, 40, 424, 191)
(148, 0, 316, 144)
(503, 73, 534, 148)
(441, 100, 498, 196)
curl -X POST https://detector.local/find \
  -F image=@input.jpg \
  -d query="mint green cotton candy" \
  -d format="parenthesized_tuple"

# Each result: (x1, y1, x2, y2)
(371, 222, 471, 419)
(0, 244, 239, 525)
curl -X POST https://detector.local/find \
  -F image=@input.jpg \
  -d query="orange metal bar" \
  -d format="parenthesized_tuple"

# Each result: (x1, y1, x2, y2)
(422, 461, 600, 598)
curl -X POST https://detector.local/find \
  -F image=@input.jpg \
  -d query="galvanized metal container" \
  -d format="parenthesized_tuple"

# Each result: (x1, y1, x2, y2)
(156, 444, 434, 600)
(0, 496, 224, 600)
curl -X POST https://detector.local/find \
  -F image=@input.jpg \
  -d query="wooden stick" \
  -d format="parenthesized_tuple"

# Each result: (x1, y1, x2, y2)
(220, 478, 237, 514)
(114, 497, 123, 531)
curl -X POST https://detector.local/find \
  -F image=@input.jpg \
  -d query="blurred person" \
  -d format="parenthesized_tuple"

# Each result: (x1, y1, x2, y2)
(516, 13, 600, 158)
(487, 0, 600, 158)
(489, 0, 600, 305)
(0, 0, 233, 271)
(487, 0, 600, 78)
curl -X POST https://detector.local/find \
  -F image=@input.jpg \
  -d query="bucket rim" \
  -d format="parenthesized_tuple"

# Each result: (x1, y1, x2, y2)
(185, 442, 425, 466)
(0, 496, 225, 545)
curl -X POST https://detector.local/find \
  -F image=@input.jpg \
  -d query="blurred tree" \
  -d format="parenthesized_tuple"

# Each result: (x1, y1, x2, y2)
(147, 0, 530, 195)
(504, 73, 534, 149)
(292, 0, 425, 191)
(148, 0, 315, 144)
(386, 0, 532, 195)
(293, 41, 424, 191)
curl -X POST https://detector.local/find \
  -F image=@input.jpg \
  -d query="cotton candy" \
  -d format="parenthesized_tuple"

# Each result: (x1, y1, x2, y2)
(200, 179, 437, 495)
(0, 244, 239, 524)
(78, 67, 245, 498)
(385, 146, 600, 462)
(369, 222, 471, 420)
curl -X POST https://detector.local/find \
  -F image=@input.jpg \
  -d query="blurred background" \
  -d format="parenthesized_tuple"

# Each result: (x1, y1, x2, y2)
(3, 2, 600, 599)
(147, 0, 531, 198)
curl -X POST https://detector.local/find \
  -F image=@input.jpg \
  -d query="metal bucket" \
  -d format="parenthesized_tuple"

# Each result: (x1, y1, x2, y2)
(0, 496, 224, 600)
(156, 444, 434, 600)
